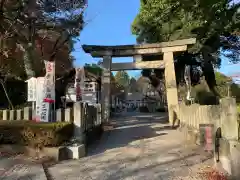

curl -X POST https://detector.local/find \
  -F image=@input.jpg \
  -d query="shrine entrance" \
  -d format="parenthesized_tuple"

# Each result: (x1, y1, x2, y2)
(82, 38, 196, 124)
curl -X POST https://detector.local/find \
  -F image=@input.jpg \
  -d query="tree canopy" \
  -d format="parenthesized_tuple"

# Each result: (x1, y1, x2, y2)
(188, 72, 240, 104)
(84, 63, 102, 76)
(132, 0, 239, 62)
(0, 0, 86, 79)
(114, 71, 130, 88)
(132, 0, 240, 97)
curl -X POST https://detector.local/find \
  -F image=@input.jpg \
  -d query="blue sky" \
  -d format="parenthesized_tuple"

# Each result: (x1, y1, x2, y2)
(71, 0, 239, 79)
(71, 0, 141, 77)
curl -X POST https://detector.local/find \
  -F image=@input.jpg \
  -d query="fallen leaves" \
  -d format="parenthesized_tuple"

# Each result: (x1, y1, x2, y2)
(198, 166, 228, 180)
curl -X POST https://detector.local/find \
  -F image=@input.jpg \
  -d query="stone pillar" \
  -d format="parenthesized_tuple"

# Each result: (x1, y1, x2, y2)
(16, 109, 23, 120)
(220, 98, 238, 140)
(73, 102, 85, 143)
(58, 102, 86, 160)
(163, 51, 179, 125)
(3, 110, 9, 120)
(56, 109, 64, 122)
(101, 55, 112, 123)
(9, 110, 16, 120)
(64, 108, 73, 122)
(216, 98, 240, 178)
(24, 107, 32, 120)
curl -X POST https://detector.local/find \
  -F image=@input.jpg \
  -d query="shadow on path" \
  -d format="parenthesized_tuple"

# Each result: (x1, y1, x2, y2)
(47, 112, 215, 180)
(87, 112, 170, 156)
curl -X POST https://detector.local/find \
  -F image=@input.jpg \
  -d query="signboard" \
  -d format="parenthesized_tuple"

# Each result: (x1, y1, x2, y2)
(40, 61, 55, 122)
(35, 77, 45, 121)
(82, 91, 97, 105)
(26, 77, 37, 102)
(65, 83, 76, 102)
(43, 61, 55, 103)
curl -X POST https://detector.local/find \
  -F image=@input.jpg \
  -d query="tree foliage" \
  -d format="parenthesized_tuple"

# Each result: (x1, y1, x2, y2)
(178, 71, 240, 104)
(84, 63, 102, 76)
(0, 0, 86, 79)
(114, 71, 130, 88)
(132, 0, 240, 97)
(132, 0, 239, 60)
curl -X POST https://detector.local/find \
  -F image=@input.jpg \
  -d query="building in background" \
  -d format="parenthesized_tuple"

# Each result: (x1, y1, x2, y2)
(65, 69, 101, 105)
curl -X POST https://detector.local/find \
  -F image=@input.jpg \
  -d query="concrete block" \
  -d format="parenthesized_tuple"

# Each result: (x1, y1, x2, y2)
(16, 109, 23, 120)
(220, 98, 238, 140)
(2, 110, 9, 120)
(56, 109, 64, 122)
(64, 108, 73, 122)
(24, 107, 32, 120)
(9, 110, 16, 120)
(59, 144, 86, 160)
(0, 144, 86, 162)
(217, 139, 240, 179)
(229, 141, 240, 179)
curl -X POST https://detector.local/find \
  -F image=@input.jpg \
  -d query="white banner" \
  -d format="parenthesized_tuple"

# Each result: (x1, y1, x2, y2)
(43, 61, 55, 102)
(35, 77, 45, 121)
(40, 61, 55, 122)
(26, 77, 37, 102)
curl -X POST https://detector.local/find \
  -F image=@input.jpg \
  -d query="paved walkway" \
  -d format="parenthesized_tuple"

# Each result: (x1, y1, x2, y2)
(48, 113, 215, 180)
(0, 152, 47, 180)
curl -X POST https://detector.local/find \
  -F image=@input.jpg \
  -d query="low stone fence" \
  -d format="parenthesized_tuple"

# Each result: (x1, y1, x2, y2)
(0, 103, 101, 129)
(175, 97, 240, 179)
(0, 102, 102, 160)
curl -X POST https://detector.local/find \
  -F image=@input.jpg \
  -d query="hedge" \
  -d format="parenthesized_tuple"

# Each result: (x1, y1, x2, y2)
(0, 121, 73, 148)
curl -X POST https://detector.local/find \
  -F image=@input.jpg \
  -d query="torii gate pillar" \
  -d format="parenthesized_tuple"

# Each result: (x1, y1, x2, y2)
(101, 55, 112, 123)
(163, 51, 178, 124)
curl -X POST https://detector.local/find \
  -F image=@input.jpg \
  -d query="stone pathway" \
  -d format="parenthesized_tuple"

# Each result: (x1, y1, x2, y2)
(0, 152, 47, 180)
(48, 113, 217, 180)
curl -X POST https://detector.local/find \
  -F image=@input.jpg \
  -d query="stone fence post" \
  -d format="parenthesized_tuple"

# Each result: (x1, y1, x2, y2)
(220, 98, 238, 140)
(24, 107, 32, 120)
(2, 110, 9, 120)
(59, 102, 86, 160)
(16, 109, 23, 120)
(73, 102, 85, 144)
(218, 97, 240, 178)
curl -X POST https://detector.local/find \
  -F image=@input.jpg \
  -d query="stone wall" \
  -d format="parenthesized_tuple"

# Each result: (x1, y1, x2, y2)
(176, 97, 240, 179)
(0, 102, 102, 160)
(178, 103, 220, 130)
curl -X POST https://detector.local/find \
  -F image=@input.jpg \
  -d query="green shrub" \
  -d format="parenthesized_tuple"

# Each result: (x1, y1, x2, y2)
(0, 121, 73, 148)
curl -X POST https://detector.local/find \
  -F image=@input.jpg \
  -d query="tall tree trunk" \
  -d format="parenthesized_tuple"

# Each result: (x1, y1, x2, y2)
(201, 47, 220, 97)
(23, 45, 36, 78)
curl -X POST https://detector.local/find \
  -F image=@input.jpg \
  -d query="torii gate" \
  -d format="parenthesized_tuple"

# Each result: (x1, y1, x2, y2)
(82, 38, 196, 124)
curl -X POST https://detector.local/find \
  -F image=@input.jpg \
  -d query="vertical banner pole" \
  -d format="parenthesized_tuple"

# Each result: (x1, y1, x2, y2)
(41, 61, 55, 122)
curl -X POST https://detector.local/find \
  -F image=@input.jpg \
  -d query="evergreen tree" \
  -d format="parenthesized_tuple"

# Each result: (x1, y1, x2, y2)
(114, 71, 130, 88)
